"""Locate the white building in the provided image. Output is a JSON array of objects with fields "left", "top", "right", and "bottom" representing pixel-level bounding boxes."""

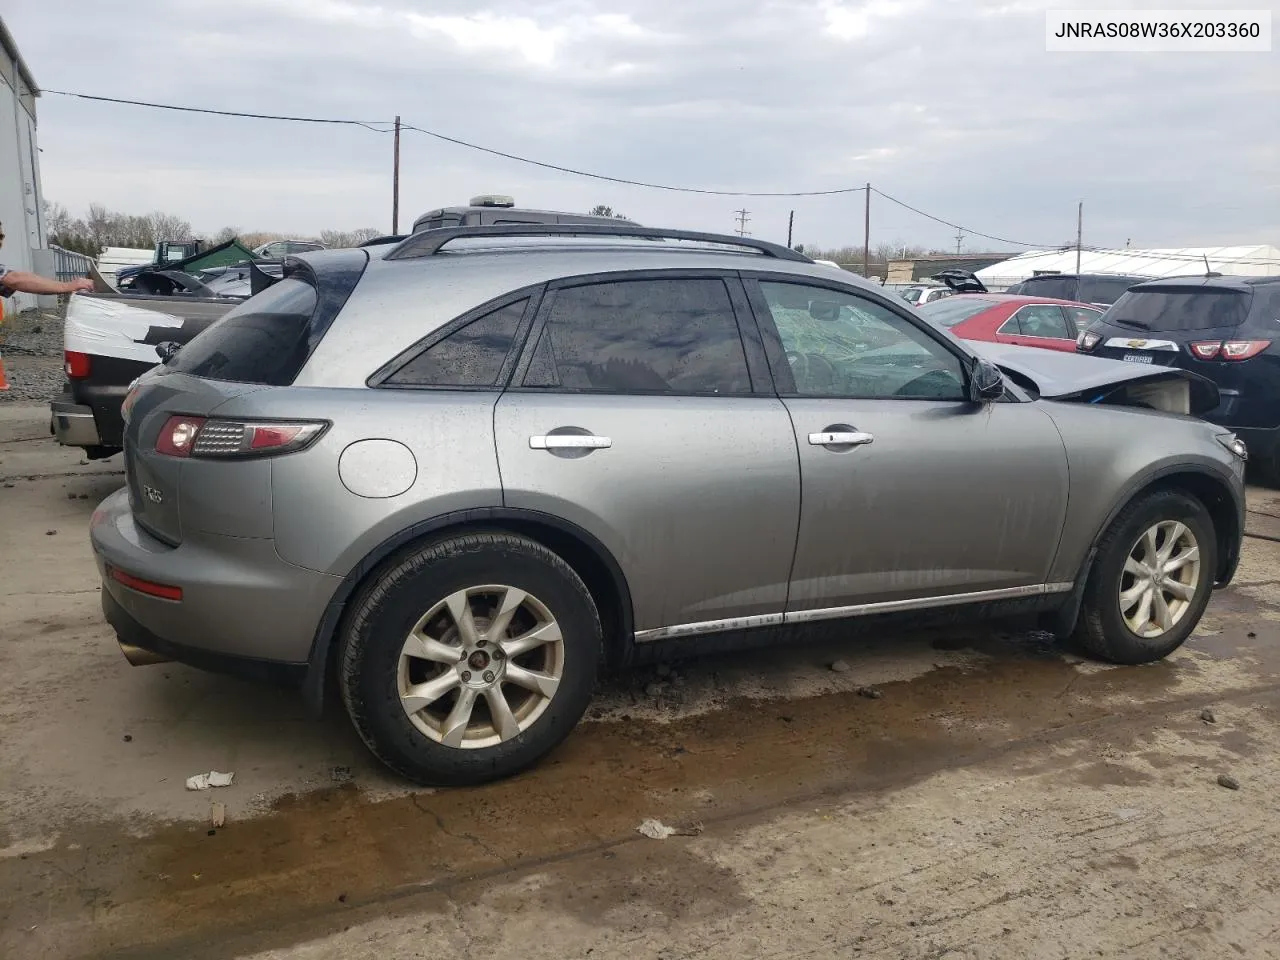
[
  {"left": 0, "top": 16, "right": 47, "bottom": 310},
  {"left": 977, "top": 246, "right": 1280, "bottom": 292}
]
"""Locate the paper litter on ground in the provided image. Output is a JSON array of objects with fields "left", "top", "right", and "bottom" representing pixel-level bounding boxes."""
[{"left": 185, "top": 771, "right": 235, "bottom": 791}]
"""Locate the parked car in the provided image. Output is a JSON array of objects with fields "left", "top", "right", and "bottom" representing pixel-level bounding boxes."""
[
  {"left": 92, "top": 223, "right": 1245, "bottom": 787},
  {"left": 1006, "top": 273, "right": 1152, "bottom": 307},
  {"left": 50, "top": 291, "right": 239, "bottom": 459},
  {"left": 896, "top": 283, "right": 953, "bottom": 307},
  {"left": 920, "top": 294, "right": 1105, "bottom": 353},
  {"left": 253, "top": 240, "right": 326, "bottom": 258},
  {"left": 1078, "top": 275, "right": 1280, "bottom": 481}
]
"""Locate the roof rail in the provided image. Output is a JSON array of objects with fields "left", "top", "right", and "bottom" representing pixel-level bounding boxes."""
[{"left": 384, "top": 223, "right": 813, "bottom": 262}]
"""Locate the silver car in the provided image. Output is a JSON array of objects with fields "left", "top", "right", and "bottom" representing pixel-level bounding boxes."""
[{"left": 91, "top": 224, "right": 1246, "bottom": 786}]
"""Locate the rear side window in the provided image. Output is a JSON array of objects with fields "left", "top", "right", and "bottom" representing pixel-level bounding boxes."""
[
  {"left": 1105, "top": 289, "right": 1252, "bottom": 331},
  {"left": 522, "top": 278, "right": 751, "bottom": 394},
  {"left": 168, "top": 278, "right": 317, "bottom": 385},
  {"left": 385, "top": 299, "right": 526, "bottom": 387}
]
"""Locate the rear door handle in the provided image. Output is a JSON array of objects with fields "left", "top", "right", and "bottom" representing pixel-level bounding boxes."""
[
  {"left": 809, "top": 431, "right": 874, "bottom": 447},
  {"left": 530, "top": 434, "right": 612, "bottom": 450}
]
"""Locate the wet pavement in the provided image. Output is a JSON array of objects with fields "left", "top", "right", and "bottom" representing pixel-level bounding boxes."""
[{"left": 3, "top": 403, "right": 1280, "bottom": 959}]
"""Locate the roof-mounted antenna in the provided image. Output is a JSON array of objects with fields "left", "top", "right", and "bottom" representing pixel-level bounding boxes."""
[{"left": 1203, "top": 253, "right": 1212, "bottom": 276}]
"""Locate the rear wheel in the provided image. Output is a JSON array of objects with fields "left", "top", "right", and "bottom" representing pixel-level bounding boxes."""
[
  {"left": 1074, "top": 489, "right": 1216, "bottom": 664},
  {"left": 338, "top": 532, "right": 602, "bottom": 785}
]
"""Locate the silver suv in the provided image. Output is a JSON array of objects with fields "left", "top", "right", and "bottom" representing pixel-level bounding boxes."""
[{"left": 91, "top": 225, "right": 1246, "bottom": 785}]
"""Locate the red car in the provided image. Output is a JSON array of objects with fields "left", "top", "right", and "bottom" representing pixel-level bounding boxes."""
[{"left": 917, "top": 294, "right": 1106, "bottom": 353}]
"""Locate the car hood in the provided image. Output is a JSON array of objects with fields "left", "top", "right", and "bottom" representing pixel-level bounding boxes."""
[{"left": 967, "top": 340, "right": 1220, "bottom": 415}]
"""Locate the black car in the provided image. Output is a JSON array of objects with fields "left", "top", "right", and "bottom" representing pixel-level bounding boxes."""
[
  {"left": 1078, "top": 276, "right": 1280, "bottom": 480},
  {"left": 1007, "top": 273, "right": 1152, "bottom": 307}
]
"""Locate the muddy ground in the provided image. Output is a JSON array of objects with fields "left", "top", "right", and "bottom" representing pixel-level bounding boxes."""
[{"left": 2, "top": 397, "right": 1280, "bottom": 960}]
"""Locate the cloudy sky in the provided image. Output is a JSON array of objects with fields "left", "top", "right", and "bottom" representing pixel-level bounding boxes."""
[{"left": 7, "top": 0, "right": 1278, "bottom": 253}]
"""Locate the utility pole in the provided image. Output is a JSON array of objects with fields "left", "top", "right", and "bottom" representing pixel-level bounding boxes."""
[
  {"left": 1075, "top": 200, "right": 1083, "bottom": 273},
  {"left": 787, "top": 209, "right": 794, "bottom": 248},
  {"left": 392, "top": 115, "right": 402, "bottom": 235},
  {"left": 954, "top": 228, "right": 965, "bottom": 254},
  {"left": 734, "top": 209, "right": 751, "bottom": 236},
  {"left": 862, "top": 183, "right": 870, "bottom": 278}
]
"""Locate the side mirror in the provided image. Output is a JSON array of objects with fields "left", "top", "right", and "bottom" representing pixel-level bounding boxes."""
[
  {"left": 155, "top": 341, "right": 182, "bottom": 364},
  {"left": 968, "top": 358, "right": 1005, "bottom": 402}
]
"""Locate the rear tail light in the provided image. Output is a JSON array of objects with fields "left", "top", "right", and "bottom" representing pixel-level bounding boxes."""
[
  {"left": 1221, "top": 340, "right": 1271, "bottom": 361},
  {"left": 1077, "top": 331, "right": 1101, "bottom": 352},
  {"left": 155, "top": 415, "right": 327, "bottom": 459},
  {"left": 64, "top": 350, "right": 92, "bottom": 379},
  {"left": 1190, "top": 341, "right": 1222, "bottom": 360},
  {"left": 1187, "top": 340, "right": 1270, "bottom": 362}
]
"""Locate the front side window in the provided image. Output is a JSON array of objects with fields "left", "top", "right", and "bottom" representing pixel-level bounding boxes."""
[
  {"left": 521, "top": 278, "right": 751, "bottom": 394},
  {"left": 386, "top": 299, "right": 526, "bottom": 387},
  {"left": 759, "top": 281, "right": 966, "bottom": 400}
]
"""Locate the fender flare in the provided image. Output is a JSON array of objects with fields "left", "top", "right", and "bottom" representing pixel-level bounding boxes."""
[
  {"left": 1045, "top": 462, "right": 1243, "bottom": 637},
  {"left": 300, "top": 507, "right": 635, "bottom": 714}
]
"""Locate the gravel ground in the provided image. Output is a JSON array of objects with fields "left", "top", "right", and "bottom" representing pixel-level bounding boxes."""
[{"left": 0, "top": 302, "right": 68, "bottom": 403}]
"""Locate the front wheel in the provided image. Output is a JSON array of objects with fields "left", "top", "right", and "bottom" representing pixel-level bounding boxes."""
[
  {"left": 1074, "top": 489, "right": 1216, "bottom": 665},
  {"left": 338, "top": 532, "right": 602, "bottom": 786}
]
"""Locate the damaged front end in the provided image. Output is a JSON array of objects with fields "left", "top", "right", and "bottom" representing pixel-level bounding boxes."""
[{"left": 967, "top": 341, "right": 1220, "bottom": 417}]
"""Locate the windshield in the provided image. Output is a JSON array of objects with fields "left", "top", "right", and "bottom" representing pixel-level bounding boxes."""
[
  {"left": 918, "top": 297, "right": 997, "bottom": 326},
  {"left": 1104, "top": 288, "right": 1252, "bottom": 331}
]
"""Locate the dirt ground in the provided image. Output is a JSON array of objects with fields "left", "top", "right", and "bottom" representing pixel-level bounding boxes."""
[{"left": 3, "top": 398, "right": 1280, "bottom": 960}]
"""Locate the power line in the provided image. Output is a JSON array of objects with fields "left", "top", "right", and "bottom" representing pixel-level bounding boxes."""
[
  {"left": 871, "top": 187, "right": 1056, "bottom": 249},
  {"left": 43, "top": 89, "right": 873, "bottom": 198},
  {"left": 41, "top": 89, "right": 392, "bottom": 132},
  {"left": 395, "top": 123, "right": 868, "bottom": 197}
]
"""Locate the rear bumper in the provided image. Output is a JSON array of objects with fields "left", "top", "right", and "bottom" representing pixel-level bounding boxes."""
[
  {"left": 91, "top": 487, "right": 342, "bottom": 672},
  {"left": 49, "top": 396, "right": 102, "bottom": 447}
]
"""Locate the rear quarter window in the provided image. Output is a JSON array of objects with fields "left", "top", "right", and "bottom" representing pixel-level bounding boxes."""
[{"left": 167, "top": 278, "right": 318, "bottom": 385}]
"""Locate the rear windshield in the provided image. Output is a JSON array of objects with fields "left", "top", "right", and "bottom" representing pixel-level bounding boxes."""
[
  {"left": 1104, "top": 288, "right": 1252, "bottom": 331},
  {"left": 917, "top": 296, "right": 996, "bottom": 326},
  {"left": 167, "top": 278, "right": 318, "bottom": 385}
]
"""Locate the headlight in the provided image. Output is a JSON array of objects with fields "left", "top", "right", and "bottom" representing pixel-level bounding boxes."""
[
  {"left": 1216, "top": 433, "right": 1248, "bottom": 460},
  {"left": 1077, "top": 331, "right": 1102, "bottom": 352}
]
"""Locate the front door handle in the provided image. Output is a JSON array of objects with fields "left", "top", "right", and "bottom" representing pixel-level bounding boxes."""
[
  {"left": 809, "top": 430, "right": 874, "bottom": 447},
  {"left": 530, "top": 434, "right": 612, "bottom": 450}
]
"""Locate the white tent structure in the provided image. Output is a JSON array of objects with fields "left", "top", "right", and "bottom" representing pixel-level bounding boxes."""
[{"left": 976, "top": 245, "right": 1280, "bottom": 291}]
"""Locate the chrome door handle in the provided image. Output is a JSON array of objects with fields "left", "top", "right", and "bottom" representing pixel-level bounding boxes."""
[
  {"left": 809, "top": 431, "right": 874, "bottom": 447},
  {"left": 530, "top": 434, "right": 612, "bottom": 450}
]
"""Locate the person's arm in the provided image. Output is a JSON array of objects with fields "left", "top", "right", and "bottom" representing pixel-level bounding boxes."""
[{"left": 0, "top": 271, "right": 94, "bottom": 295}]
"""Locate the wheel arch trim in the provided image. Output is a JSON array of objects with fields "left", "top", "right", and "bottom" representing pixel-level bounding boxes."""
[
  {"left": 1047, "top": 462, "right": 1243, "bottom": 637},
  {"left": 301, "top": 507, "right": 635, "bottom": 714}
]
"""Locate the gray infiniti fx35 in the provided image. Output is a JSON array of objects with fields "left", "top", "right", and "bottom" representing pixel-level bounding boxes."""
[{"left": 90, "top": 224, "right": 1246, "bottom": 785}]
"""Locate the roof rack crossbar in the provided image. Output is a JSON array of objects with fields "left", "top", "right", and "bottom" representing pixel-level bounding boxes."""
[{"left": 384, "top": 224, "right": 812, "bottom": 262}]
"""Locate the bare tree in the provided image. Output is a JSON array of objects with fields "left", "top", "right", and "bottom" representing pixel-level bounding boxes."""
[
  {"left": 212, "top": 226, "right": 241, "bottom": 244},
  {"left": 588, "top": 204, "right": 628, "bottom": 219},
  {"left": 319, "top": 227, "right": 382, "bottom": 248}
]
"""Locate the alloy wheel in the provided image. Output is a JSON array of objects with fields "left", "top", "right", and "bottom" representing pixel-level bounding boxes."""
[
  {"left": 1118, "top": 520, "right": 1201, "bottom": 639},
  {"left": 397, "top": 585, "right": 564, "bottom": 749}
]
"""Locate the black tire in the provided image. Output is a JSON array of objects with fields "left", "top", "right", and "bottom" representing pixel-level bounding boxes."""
[
  {"left": 1074, "top": 489, "right": 1217, "bottom": 665},
  {"left": 338, "top": 531, "right": 602, "bottom": 786}
]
